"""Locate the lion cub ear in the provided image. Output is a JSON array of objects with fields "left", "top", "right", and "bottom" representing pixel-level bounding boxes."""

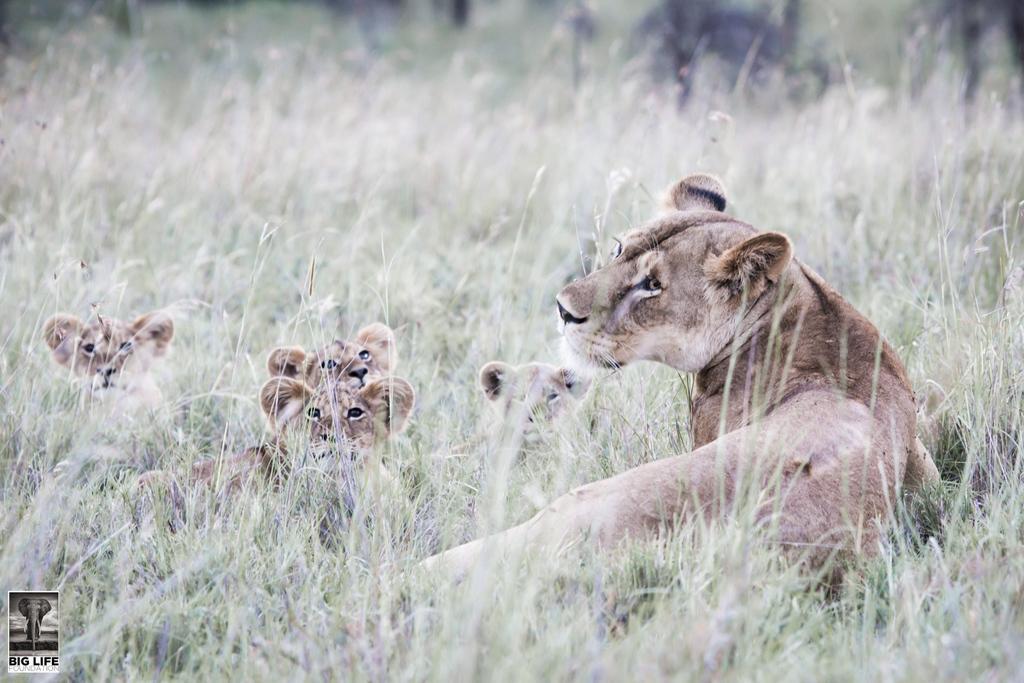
[
  {"left": 479, "top": 361, "right": 516, "bottom": 401},
  {"left": 661, "top": 173, "right": 727, "bottom": 213},
  {"left": 355, "top": 323, "right": 397, "bottom": 372},
  {"left": 704, "top": 232, "right": 792, "bottom": 301},
  {"left": 267, "top": 346, "right": 308, "bottom": 379},
  {"left": 360, "top": 376, "right": 415, "bottom": 436},
  {"left": 43, "top": 313, "right": 85, "bottom": 366},
  {"left": 260, "top": 377, "right": 314, "bottom": 431},
  {"left": 130, "top": 311, "right": 175, "bottom": 356}
]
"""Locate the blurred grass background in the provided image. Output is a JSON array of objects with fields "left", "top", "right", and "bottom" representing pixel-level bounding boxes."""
[{"left": 1, "top": 0, "right": 1023, "bottom": 680}]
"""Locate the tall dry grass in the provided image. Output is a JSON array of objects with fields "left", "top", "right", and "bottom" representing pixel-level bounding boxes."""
[{"left": 1, "top": 2, "right": 1023, "bottom": 680}]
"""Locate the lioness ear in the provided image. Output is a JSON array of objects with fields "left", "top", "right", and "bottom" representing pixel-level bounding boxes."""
[
  {"left": 704, "top": 232, "right": 792, "bottom": 301},
  {"left": 260, "top": 377, "right": 314, "bottom": 430},
  {"left": 355, "top": 323, "right": 397, "bottom": 372},
  {"left": 43, "top": 313, "right": 84, "bottom": 366},
  {"left": 130, "top": 311, "right": 175, "bottom": 356},
  {"left": 661, "top": 173, "right": 727, "bottom": 213},
  {"left": 560, "top": 368, "right": 592, "bottom": 399},
  {"left": 479, "top": 361, "right": 516, "bottom": 401},
  {"left": 267, "top": 346, "right": 308, "bottom": 379},
  {"left": 360, "top": 376, "right": 416, "bottom": 436}
]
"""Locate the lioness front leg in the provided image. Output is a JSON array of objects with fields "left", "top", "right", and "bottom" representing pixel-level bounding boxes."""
[
  {"left": 421, "top": 397, "right": 891, "bottom": 580},
  {"left": 421, "top": 435, "right": 741, "bottom": 580}
]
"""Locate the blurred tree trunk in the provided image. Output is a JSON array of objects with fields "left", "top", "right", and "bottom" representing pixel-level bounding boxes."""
[
  {"left": 957, "top": 0, "right": 984, "bottom": 99},
  {"left": 566, "top": 3, "right": 596, "bottom": 91},
  {"left": 662, "top": 0, "right": 711, "bottom": 105},
  {"left": 0, "top": 0, "right": 9, "bottom": 46},
  {"left": 112, "top": 0, "right": 141, "bottom": 37},
  {"left": 453, "top": 0, "right": 469, "bottom": 27},
  {"left": 780, "top": 0, "right": 800, "bottom": 54},
  {"left": 1010, "top": 0, "right": 1024, "bottom": 94}
]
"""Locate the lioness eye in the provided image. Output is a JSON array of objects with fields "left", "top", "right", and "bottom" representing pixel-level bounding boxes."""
[
  {"left": 640, "top": 276, "right": 662, "bottom": 291},
  {"left": 347, "top": 407, "right": 364, "bottom": 419},
  {"left": 358, "top": 350, "right": 370, "bottom": 361},
  {"left": 547, "top": 392, "right": 560, "bottom": 402},
  {"left": 119, "top": 341, "right": 132, "bottom": 353},
  {"left": 308, "top": 407, "right": 321, "bottom": 419},
  {"left": 611, "top": 238, "right": 623, "bottom": 259},
  {"left": 82, "top": 343, "right": 95, "bottom": 354}
]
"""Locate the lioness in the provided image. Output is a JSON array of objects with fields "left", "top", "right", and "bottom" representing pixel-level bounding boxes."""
[
  {"left": 43, "top": 310, "right": 175, "bottom": 411},
  {"left": 422, "top": 173, "right": 939, "bottom": 578},
  {"left": 479, "top": 361, "right": 591, "bottom": 437},
  {"left": 266, "top": 323, "right": 397, "bottom": 389}
]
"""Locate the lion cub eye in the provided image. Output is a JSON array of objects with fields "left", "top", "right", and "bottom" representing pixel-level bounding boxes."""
[
  {"left": 546, "top": 392, "right": 560, "bottom": 403},
  {"left": 307, "top": 407, "right": 321, "bottom": 420},
  {"left": 82, "top": 343, "right": 95, "bottom": 354},
  {"left": 119, "top": 341, "right": 133, "bottom": 353},
  {"left": 358, "top": 350, "right": 371, "bottom": 361},
  {"left": 346, "top": 407, "right": 365, "bottom": 419},
  {"left": 321, "top": 359, "right": 337, "bottom": 370}
]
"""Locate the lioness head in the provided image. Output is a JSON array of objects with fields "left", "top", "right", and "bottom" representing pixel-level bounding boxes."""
[
  {"left": 43, "top": 311, "right": 174, "bottom": 397},
  {"left": 556, "top": 174, "right": 792, "bottom": 373},
  {"left": 259, "top": 375, "right": 415, "bottom": 457},
  {"left": 266, "top": 323, "right": 396, "bottom": 389},
  {"left": 478, "top": 361, "right": 591, "bottom": 428}
]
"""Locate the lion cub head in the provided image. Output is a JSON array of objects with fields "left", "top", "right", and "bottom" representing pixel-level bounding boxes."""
[
  {"left": 556, "top": 173, "right": 793, "bottom": 374},
  {"left": 266, "top": 323, "right": 396, "bottom": 389},
  {"left": 259, "top": 375, "right": 415, "bottom": 458},
  {"left": 478, "top": 361, "right": 591, "bottom": 434},
  {"left": 43, "top": 311, "right": 174, "bottom": 407}
]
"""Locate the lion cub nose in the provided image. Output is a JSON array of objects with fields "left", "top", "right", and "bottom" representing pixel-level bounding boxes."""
[
  {"left": 99, "top": 367, "right": 116, "bottom": 377},
  {"left": 349, "top": 367, "right": 368, "bottom": 382},
  {"left": 556, "top": 299, "right": 587, "bottom": 325}
]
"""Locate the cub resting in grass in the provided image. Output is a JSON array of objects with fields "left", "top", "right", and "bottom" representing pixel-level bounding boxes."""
[
  {"left": 140, "top": 374, "right": 416, "bottom": 495},
  {"left": 43, "top": 310, "right": 175, "bottom": 412},
  {"left": 422, "top": 173, "right": 939, "bottom": 579},
  {"left": 266, "top": 323, "right": 397, "bottom": 389},
  {"left": 478, "top": 361, "right": 591, "bottom": 440}
]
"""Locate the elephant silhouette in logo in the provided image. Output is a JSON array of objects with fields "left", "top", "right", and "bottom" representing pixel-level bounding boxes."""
[{"left": 17, "top": 598, "right": 51, "bottom": 647}]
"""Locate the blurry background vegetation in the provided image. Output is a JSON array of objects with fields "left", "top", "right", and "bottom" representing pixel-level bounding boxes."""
[
  {"left": 2, "top": 0, "right": 1022, "bottom": 103},
  {"left": 1, "top": 0, "right": 1023, "bottom": 680}
]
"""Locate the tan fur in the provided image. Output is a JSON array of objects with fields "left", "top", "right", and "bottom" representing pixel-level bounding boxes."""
[
  {"left": 479, "top": 361, "right": 591, "bottom": 438},
  {"left": 266, "top": 323, "right": 397, "bottom": 389},
  {"left": 42, "top": 310, "right": 174, "bottom": 411},
  {"left": 704, "top": 232, "right": 792, "bottom": 301},
  {"left": 423, "top": 175, "right": 939, "bottom": 579},
  {"left": 661, "top": 172, "right": 727, "bottom": 213},
  {"left": 139, "top": 375, "right": 415, "bottom": 500},
  {"left": 227, "top": 374, "right": 414, "bottom": 484}
]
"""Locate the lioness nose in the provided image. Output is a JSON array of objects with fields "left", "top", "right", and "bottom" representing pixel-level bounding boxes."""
[
  {"left": 99, "top": 367, "right": 116, "bottom": 377},
  {"left": 557, "top": 299, "right": 587, "bottom": 325}
]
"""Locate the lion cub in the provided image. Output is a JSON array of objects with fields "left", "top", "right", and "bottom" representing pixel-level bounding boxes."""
[
  {"left": 265, "top": 323, "right": 396, "bottom": 389},
  {"left": 259, "top": 374, "right": 415, "bottom": 462},
  {"left": 43, "top": 310, "right": 174, "bottom": 411},
  {"left": 140, "top": 323, "right": 406, "bottom": 492},
  {"left": 478, "top": 361, "right": 591, "bottom": 439},
  {"left": 140, "top": 374, "right": 415, "bottom": 502}
]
